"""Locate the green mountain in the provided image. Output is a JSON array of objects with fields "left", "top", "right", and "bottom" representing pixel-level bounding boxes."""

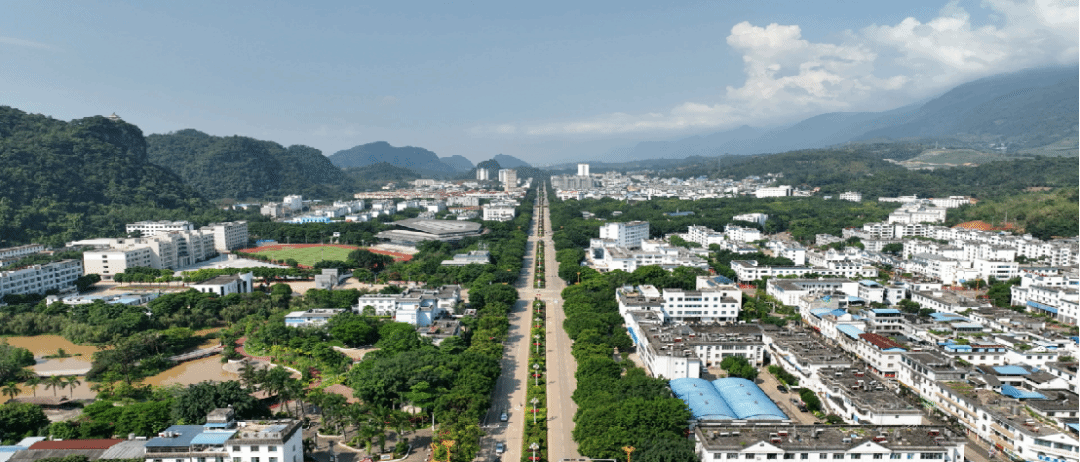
[
  {"left": 857, "top": 66, "right": 1079, "bottom": 149},
  {"left": 343, "top": 162, "right": 422, "bottom": 191},
  {"left": 328, "top": 141, "right": 457, "bottom": 175},
  {"left": 146, "top": 129, "right": 353, "bottom": 200},
  {"left": 0, "top": 107, "right": 213, "bottom": 246}
]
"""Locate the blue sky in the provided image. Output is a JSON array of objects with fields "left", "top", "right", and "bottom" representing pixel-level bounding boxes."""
[{"left": 1, "top": 0, "right": 1076, "bottom": 165}]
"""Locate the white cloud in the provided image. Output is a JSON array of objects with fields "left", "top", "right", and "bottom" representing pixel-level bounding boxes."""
[
  {"left": 0, "top": 36, "right": 58, "bottom": 50},
  {"left": 476, "top": 0, "right": 1078, "bottom": 137}
]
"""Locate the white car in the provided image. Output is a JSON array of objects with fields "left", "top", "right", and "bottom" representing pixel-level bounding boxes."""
[{"left": 495, "top": 442, "right": 505, "bottom": 454}]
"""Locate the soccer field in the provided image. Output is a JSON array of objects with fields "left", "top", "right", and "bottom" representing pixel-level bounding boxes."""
[{"left": 251, "top": 245, "right": 357, "bottom": 267}]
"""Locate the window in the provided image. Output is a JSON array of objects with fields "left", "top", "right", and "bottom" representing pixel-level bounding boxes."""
[
  {"left": 890, "top": 455, "right": 901, "bottom": 460},
  {"left": 234, "top": 447, "right": 241, "bottom": 452},
  {"left": 820, "top": 455, "right": 828, "bottom": 459},
  {"left": 251, "top": 447, "right": 259, "bottom": 452},
  {"left": 252, "top": 458, "right": 260, "bottom": 462},
  {"left": 802, "top": 455, "right": 809, "bottom": 460},
  {"left": 834, "top": 455, "right": 844, "bottom": 460},
  {"left": 233, "top": 458, "right": 240, "bottom": 462},
  {"left": 851, "top": 455, "right": 861, "bottom": 460},
  {"left": 784, "top": 454, "right": 795, "bottom": 460},
  {"left": 268, "top": 447, "right": 277, "bottom": 452},
  {"left": 199, "top": 458, "right": 207, "bottom": 462},
  {"left": 747, "top": 455, "right": 756, "bottom": 459},
  {"left": 270, "top": 458, "right": 278, "bottom": 462},
  {"left": 767, "top": 455, "right": 777, "bottom": 460},
  {"left": 919, "top": 454, "right": 943, "bottom": 460},
  {"left": 873, "top": 455, "right": 883, "bottom": 460},
  {"left": 728, "top": 454, "right": 739, "bottom": 459}
]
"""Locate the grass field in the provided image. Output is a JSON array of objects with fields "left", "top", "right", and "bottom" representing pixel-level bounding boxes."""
[{"left": 251, "top": 245, "right": 356, "bottom": 267}]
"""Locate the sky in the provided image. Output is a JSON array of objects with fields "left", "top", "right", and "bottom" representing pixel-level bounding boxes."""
[{"left": 1, "top": 0, "right": 1076, "bottom": 165}]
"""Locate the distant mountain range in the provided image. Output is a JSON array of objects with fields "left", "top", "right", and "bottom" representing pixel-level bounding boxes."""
[
  {"left": 602, "top": 66, "right": 1078, "bottom": 162},
  {"left": 327, "top": 141, "right": 532, "bottom": 176}
]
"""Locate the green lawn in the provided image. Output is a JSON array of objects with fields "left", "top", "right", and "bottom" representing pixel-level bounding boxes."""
[{"left": 252, "top": 246, "right": 356, "bottom": 267}]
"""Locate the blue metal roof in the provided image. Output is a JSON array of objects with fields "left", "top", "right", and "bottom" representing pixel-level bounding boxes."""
[
  {"left": 190, "top": 431, "right": 236, "bottom": 445},
  {"left": 144, "top": 425, "right": 204, "bottom": 448},
  {"left": 1027, "top": 301, "right": 1058, "bottom": 314},
  {"left": 837, "top": 324, "right": 864, "bottom": 339},
  {"left": 992, "top": 365, "right": 1030, "bottom": 376},
  {"left": 669, "top": 378, "right": 736, "bottom": 420},
  {"left": 930, "top": 312, "right": 966, "bottom": 321},
  {"left": 1067, "top": 423, "right": 1079, "bottom": 432},
  {"left": 810, "top": 308, "right": 845, "bottom": 318},
  {"left": 859, "top": 280, "right": 882, "bottom": 287},
  {"left": 711, "top": 378, "right": 788, "bottom": 420},
  {"left": 1000, "top": 385, "right": 1046, "bottom": 400},
  {"left": 871, "top": 309, "right": 901, "bottom": 314}
]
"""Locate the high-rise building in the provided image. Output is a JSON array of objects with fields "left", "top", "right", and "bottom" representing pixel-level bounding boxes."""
[
  {"left": 577, "top": 163, "right": 590, "bottom": 177},
  {"left": 599, "top": 221, "right": 650, "bottom": 248}
]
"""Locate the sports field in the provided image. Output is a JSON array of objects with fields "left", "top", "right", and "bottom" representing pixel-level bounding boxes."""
[{"left": 247, "top": 244, "right": 357, "bottom": 267}]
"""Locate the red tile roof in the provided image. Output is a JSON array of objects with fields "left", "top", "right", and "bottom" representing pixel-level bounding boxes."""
[
  {"left": 859, "top": 332, "right": 903, "bottom": 350},
  {"left": 30, "top": 439, "right": 124, "bottom": 450}
]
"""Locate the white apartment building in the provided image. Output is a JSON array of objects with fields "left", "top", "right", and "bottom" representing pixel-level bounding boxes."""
[
  {"left": 724, "top": 224, "right": 762, "bottom": 243},
  {"left": 476, "top": 168, "right": 490, "bottom": 180},
  {"left": 839, "top": 191, "right": 862, "bottom": 202},
  {"left": 482, "top": 203, "right": 517, "bottom": 222},
  {"left": 732, "top": 213, "right": 768, "bottom": 226},
  {"left": 599, "top": 221, "right": 649, "bottom": 248},
  {"left": 498, "top": 169, "right": 517, "bottom": 189},
  {"left": 1010, "top": 273, "right": 1080, "bottom": 324},
  {"left": 125, "top": 220, "right": 194, "bottom": 237},
  {"left": 144, "top": 408, "right": 303, "bottom": 462},
  {"left": 0, "top": 260, "right": 83, "bottom": 297},
  {"left": 285, "top": 308, "right": 346, "bottom": 328},
  {"left": 694, "top": 424, "right": 967, "bottom": 462},
  {"left": 768, "top": 278, "right": 859, "bottom": 306},
  {"left": 686, "top": 225, "right": 726, "bottom": 247},
  {"left": 754, "top": 185, "right": 792, "bottom": 198},
  {"left": 888, "top": 205, "right": 947, "bottom": 224},
  {"left": 283, "top": 194, "right": 303, "bottom": 211},
  {"left": 0, "top": 244, "right": 45, "bottom": 261},
  {"left": 356, "top": 285, "right": 461, "bottom": 326},
  {"left": 732, "top": 260, "right": 877, "bottom": 283},
  {"left": 83, "top": 245, "right": 154, "bottom": 278},
  {"left": 616, "top": 280, "right": 742, "bottom": 324},
  {"left": 206, "top": 221, "right": 248, "bottom": 252},
  {"left": 589, "top": 242, "right": 709, "bottom": 273},
  {"left": 577, "top": 163, "right": 590, "bottom": 176}
]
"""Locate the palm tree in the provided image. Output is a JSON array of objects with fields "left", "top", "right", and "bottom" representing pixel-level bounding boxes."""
[
  {"left": 44, "top": 375, "right": 64, "bottom": 397},
  {"left": 65, "top": 376, "right": 82, "bottom": 399},
  {"left": 24, "top": 374, "right": 41, "bottom": 397},
  {"left": 1, "top": 382, "right": 21, "bottom": 402}
]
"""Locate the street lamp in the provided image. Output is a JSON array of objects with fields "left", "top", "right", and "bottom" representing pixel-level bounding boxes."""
[
  {"left": 534, "top": 334, "right": 541, "bottom": 355},
  {"left": 530, "top": 397, "right": 540, "bottom": 424},
  {"left": 623, "top": 446, "right": 636, "bottom": 462},
  {"left": 533, "top": 363, "right": 541, "bottom": 387},
  {"left": 529, "top": 442, "right": 540, "bottom": 462}
]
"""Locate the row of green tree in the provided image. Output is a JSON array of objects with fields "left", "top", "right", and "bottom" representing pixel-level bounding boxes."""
[{"left": 549, "top": 187, "right": 698, "bottom": 462}]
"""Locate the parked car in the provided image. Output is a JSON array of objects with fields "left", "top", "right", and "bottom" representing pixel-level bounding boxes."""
[
  {"left": 499, "top": 411, "right": 509, "bottom": 422},
  {"left": 495, "top": 442, "right": 505, "bottom": 454},
  {"left": 777, "top": 385, "right": 789, "bottom": 393}
]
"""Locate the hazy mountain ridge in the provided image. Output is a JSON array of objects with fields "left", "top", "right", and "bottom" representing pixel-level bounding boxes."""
[
  {"left": 328, "top": 141, "right": 460, "bottom": 174},
  {"left": 606, "top": 66, "right": 1078, "bottom": 161}
]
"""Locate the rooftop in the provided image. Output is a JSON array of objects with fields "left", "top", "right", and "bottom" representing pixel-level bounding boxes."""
[{"left": 695, "top": 425, "right": 964, "bottom": 451}]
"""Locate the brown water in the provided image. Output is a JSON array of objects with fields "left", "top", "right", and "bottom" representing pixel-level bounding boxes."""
[
  {"left": 3, "top": 335, "right": 100, "bottom": 357},
  {"left": 142, "top": 355, "right": 239, "bottom": 387}
]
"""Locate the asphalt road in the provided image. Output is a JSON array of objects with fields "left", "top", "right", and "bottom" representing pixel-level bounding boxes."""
[{"left": 536, "top": 192, "right": 582, "bottom": 461}]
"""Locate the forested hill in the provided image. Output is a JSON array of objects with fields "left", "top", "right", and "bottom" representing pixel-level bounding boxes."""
[
  {"left": 328, "top": 141, "right": 459, "bottom": 175},
  {"left": 0, "top": 107, "right": 213, "bottom": 246},
  {"left": 146, "top": 129, "right": 353, "bottom": 200}
]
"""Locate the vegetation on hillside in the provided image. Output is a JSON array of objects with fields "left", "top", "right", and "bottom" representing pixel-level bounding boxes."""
[
  {"left": 147, "top": 129, "right": 354, "bottom": 200},
  {"left": 0, "top": 107, "right": 226, "bottom": 246},
  {"left": 945, "top": 188, "right": 1079, "bottom": 239}
]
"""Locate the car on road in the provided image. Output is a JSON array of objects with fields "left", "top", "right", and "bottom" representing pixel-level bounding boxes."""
[
  {"left": 777, "top": 385, "right": 789, "bottom": 393},
  {"left": 790, "top": 398, "right": 800, "bottom": 405},
  {"left": 499, "top": 411, "right": 509, "bottom": 422},
  {"left": 495, "top": 442, "right": 505, "bottom": 454}
]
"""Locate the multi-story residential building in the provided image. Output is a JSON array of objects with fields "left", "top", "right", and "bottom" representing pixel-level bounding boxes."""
[
  {"left": 204, "top": 221, "right": 248, "bottom": 252},
  {"left": 765, "top": 329, "right": 853, "bottom": 381},
  {"left": 909, "top": 289, "right": 990, "bottom": 315},
  {"left": 144, "top": 408, "right": 303, "bottom": 462},
  {"left": 498, "top": 169, "right": 517, "bottom": 190},
  {"left": 725, "top": 224, "right": 763, "bottom": 243},
  {"left": 615, "top": 283, "right": 742, "bottom": 324},
  {"left": 693, "top": 424, "right": 967, "bottom": 462},
  {"left": 599, "top": 221, "right": 649, "bottom": 248},
  {"left": 769, "top": 278, "right": 859, "bottom": 306},
  {"left": 1011, "top": 280, "right": 1079, "bottom": 325},
  {"left": 686, "top": 225, "right": 726, "bottom": 247},
  {"left": 857, "top": 281, "right": 906, "bottom": 306},
  {"left": 735, "top": 260, "right": 877, "bottom": 284},
  {"left": 838, "top": 191, "right": 862, "bottom": 202},
  {"left": 862, "top": 308, "right": 906, "bottom": 334},
  {"left": 482, "top": 203, "right": 517, "bottom": 222},
  {"left": 733, "top": 213, "right": 768, "bottom": 226},
  {"left": 815, "top": 366, "right": 924, "bottom": 425},
  {"left": 0, "top": 244, "right": 46, "bottom": 261},
  {"left": 625, "top": 311, "right": 765, "bottom": 378},
  {"left": 125, "top": 220, "right": 195, "bottom": 237},
  {"left": 283, "top": 194, "right": 303, "bottom": 211},
  {"left": 356, "top": 285, "right": 461, "bottom": 326},
  {"left": 0, "top": 260, "right": 83, "bottom": 297},
  {"left": 754, "top": 185, "right": 793, "bottom": 198},
  {"left": 888, "top": 205, "right": 947, "bottom": 224},
  {"left": 589, "top": 243, "right": 710, "bottom": 273}
]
